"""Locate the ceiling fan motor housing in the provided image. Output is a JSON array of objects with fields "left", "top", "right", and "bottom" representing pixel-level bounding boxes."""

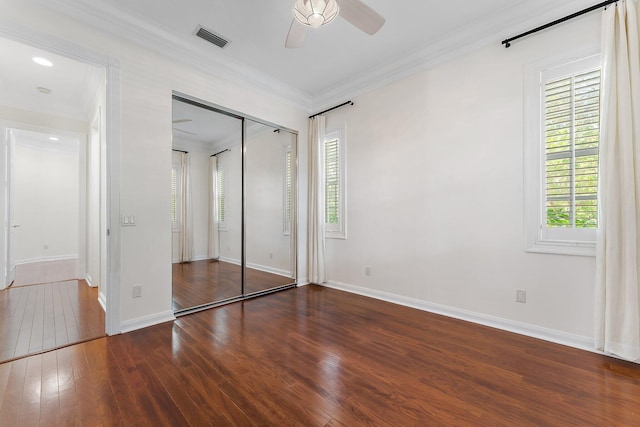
[{"left": 293, "top": 0, "right": 339, "bottom": 28}]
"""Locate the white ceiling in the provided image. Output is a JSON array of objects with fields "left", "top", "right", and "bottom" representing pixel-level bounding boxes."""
[
  {"left": 0, "top": 36, "right": 104, "bottom": 121},
  {"left": 41, "top": 0, "right": 593, "bottom": 111},
  {"left": 172, "top": 99, "right": 243, "bottom": 148}
]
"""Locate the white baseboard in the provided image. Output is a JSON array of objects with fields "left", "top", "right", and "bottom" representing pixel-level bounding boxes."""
[
  {"left": 98, "top": 292, "right": 106, "bottom": 312},
  {"left": 218, "top": 256, "right": 291, "bottom": 278},
  {"left": 323, "top": 280, "right": 599, "bottom": 354},
  {"left": 85, "top": 273, "right": 98, "bottom": 288},
  {"left": 120, "top": 310, "right": 175, "bottom": 334},
  {"left": 219, "top": 256, "right": 240, "bottom": 266},
  {"left": 13, "top": 256, "right": 79, "bottom": 286},
  {"left": 246, "top": 261, "right": 290, "bottom": 277}
]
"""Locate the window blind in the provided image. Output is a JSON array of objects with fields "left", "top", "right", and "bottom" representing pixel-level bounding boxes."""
[
  {"left": 544, "top": 69, "right": 600, "bottom": 229},
  {"left": 285, "top": 149, "right": 292, "bottom": 229},
  {"left": 171, "top": 167, "right": 177, "bottom": 224},
  {"left": 325, "top": 138, "right": 339, "bottom": 225},
  {"left": 217, "top": 169, "right": 226, "bottom": 223}
]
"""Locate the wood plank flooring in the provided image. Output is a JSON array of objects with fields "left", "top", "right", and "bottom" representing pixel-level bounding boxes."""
[
  {"left": 0, "top": 280, "right": 104, "bottom": 363},
  {"left": 172, "top": 259, "right": 294, "bottom": 311},
  {"left": 1, "top": 284, "right": 640, "bottom": 426}
]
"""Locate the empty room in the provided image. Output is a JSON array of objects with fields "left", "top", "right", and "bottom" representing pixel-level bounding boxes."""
[{"left": 1, "top": 0, "right": 639, "bottom": 425}]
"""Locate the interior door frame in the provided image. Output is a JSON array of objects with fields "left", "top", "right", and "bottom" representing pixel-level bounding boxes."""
[
  {"left": 0, "top": 28, "right": 122, "bottom": 335},
  {"left": 3, "top": 125, "right": 86, "bottom": 289}
]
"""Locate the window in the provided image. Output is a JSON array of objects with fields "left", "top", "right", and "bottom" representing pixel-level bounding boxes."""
[
  {"left": 217, "top": 168, "right": 226, "bottom": 230},
  {"left": 171, "top": 166, "right": 178, "bottom": 225},
  {"left": 283, "top": 146, "right": 293, "bottom": 234},
  {"left": 171, "top": 159, "right": 181, "bottom": 231},
  {"left": 324, "top": 128, "right": 346, "bottom": 239},
  {"left": 524, "top": 53, "right": 600, "bottom": 256}
]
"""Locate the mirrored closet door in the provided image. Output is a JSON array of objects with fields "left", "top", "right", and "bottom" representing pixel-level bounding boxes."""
[
  {"left": 244, "top": 119, "right": 297, "bottom": 296},
  {"left": 171, "top": 95, "right": 297, "bottom": 314}
]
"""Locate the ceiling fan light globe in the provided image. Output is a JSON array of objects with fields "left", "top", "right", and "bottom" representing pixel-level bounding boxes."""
[
  {"left": 293, "top": 0, "right": 339, "bottom": 27},
  {"left": 308, "top": 13, "right": 324, "bottom": 27}
]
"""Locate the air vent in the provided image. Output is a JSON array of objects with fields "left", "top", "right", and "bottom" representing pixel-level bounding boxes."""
[{"left": 195, "top": 26, "right": 229, "bottom": 49}]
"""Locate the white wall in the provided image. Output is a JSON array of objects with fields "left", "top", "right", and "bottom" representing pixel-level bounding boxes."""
[
  {"left": 0, "top": 107, "right": 88, "bottom": 289},
  {"left": 1, "top": 0, "right": 309, "bottom": 328},
  {"left": 324, "top": 13, "right": 600, "bottom": 339},
  {"left": 217, "top": 144, "right": 243, "bottom": 263},
  {"left": 245, "top": 126, "right": 294, "bottom": 274},
  {"left": 13, "top": 133, "right": 79, "bottom": 262}
]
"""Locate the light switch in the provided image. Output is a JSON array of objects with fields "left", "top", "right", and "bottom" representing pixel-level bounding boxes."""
[{"left": 121, "top": 214, "right": 137, "bottom": 226}]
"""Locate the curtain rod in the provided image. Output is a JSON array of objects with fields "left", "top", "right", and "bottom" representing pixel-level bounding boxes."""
[
  {"left": 309, "top": 100, "right": 354, "bottom": 119},
  {"left": 172, "top": 149, "right": 188, "bottom": 153},
  {"left": 502, "top": 0, "right": 617, "bottom": 48},
  {"left": 210, "top": 149, "right": 230, "bottom": 157}
]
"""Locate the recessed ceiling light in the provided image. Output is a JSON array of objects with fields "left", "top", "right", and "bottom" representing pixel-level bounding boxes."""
[
  {"left": 33, "top": 57, "right": 53, "bottom": 67},
  {"left": 49, "top": 137, "right": 59, "bottom": 141},
  {"left": 36, "top": 87, "right": 52, "bottom": 94}
]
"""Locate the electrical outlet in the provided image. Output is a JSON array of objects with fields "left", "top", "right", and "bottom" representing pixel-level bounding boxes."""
[
  {"left": 132, "top": 285, "right": 142, "bottom": 298},
  {"left": 365, "top": 266, "right": 371, "bottom": 276},
  {"left": 269, "top": 252, "right": 273, "bottom": 259},
  {"left": 516, "top": 289, "right": 526, "bottom": 303}
]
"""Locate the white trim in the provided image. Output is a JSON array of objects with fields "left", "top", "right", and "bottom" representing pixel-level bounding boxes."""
[
  {"left": 0, "top": 18, "right": 121, "bottom": 336},
  {"left": 323, "top": 280, "right": 602, "bottom": 354},
  {"left": 311, "top": 1, "right": 595, "bottom": 110},
  {"left": 40, "top": 0, "right": 311, "bottom": 112},
  {"left": 324, "top": 126, "right": 347, "bottom": 240},
  {"left": 98, "top": 291, "right": 106, "bottom": 312},
  {"left": 120, "top": 310, "right": 175, "bottom": 334},
  {"left": 13, "top": 254, "right": 78, "bottom": 265},
  {"left": 247, "top": 262, "right": 291, "bottom": 278},
  {"left": 523, "top": 47, "right": 600, "bottom": 257},
  {"left": 218, "top": 256, "right": 291, "bottom": 278},
  {"left": 39, "top": 0, "right": 591, "bottom": 113},
  {"left": 85, "top": 272, "right": 97, "bottom": 287},
  {"left": 218, "top": 256, "right": 240, "bottom": 266}
]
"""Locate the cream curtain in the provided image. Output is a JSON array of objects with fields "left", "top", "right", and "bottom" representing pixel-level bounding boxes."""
[
  {"left": 595, "top": 0, "right": 640, "bottom": 362},
  {"left": 179, "top": 152, "right": 193, "bottom": 262},
  {"left": 307, "top": 115, "right": 327, "bottom": 284},
  {"left": 208, "top": 156, "right": 220, "bottom": 259}
]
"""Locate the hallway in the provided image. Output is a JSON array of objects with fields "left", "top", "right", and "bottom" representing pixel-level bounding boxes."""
[{"left": 0, "top": 280, "right": 104, "bottom": 363}]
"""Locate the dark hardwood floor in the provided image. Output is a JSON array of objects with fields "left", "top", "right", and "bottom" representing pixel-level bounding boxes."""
[
  {"left": 172, "top": 259, "right": 294, "bottom": 311},
  {"left": 1, "top": 284, "right": 639, "bottom": 426},
  {"left": 0, "top": 280, "right": 105, "bottom": 363}
]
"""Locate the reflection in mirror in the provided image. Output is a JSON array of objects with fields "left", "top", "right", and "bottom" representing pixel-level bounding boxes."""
[
  {"left": 245, "top": 120, "right": 297, "bottom": 295},
  {"left": 171, "top": 98, "right": 242, "bottom": 311}
]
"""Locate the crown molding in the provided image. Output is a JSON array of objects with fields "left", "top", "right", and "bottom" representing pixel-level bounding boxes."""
[
  {"left": 34, "top": 0, "right": 595, "bottom": 116},
  {"left": 39, "top": 0, "right": 313, "bottom": 112},
  {"left": 311, "top": 0, "right": 595, "bottom": 111}
]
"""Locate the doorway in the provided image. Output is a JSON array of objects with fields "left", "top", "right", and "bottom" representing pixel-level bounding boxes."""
[{"left": 0, "top": 35, "right": 112, "bottom": 361}]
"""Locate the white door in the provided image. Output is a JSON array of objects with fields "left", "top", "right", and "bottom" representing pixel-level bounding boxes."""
[{"left": 6, "top": 129, "right": 17, "bottom": 287}]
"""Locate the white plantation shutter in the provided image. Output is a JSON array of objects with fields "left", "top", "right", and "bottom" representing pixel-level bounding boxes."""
[
  {"left": 217, "top": 168, "right": 226, "bottom": 226},
  {"left": 284, "top": 148, "right": 292, "bottom": 232},
  {"left": 544, "top": 68, "right": 600, "bottom": 231},
  {"left": 171, "top": 166, "right": 178, "bottom": 225},
  {"left": 324, "top": 137, "right": 339, "bottom": 227}
]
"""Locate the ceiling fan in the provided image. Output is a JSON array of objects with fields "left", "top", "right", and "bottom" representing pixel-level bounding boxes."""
[{"left": 286, "top": 0, "right": 385, "bottom": 48}]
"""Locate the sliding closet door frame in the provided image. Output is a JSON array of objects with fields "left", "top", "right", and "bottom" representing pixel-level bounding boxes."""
[{"left": 172, "top": 91, "right": 298, "bottom": 316}]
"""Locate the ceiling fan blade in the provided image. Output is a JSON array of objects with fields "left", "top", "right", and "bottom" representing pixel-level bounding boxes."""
[
  {"left": 337, "top": 0, "right": 385, "bottom": 35},
  {"left": 172, "top": 119, "right": 192, "bottom": 124},
  {"left": 173, "top": 128, "right": 197, "bottom": 136},
  {"left": 285, "top": 18, "right": 308, "bottom": 48}
]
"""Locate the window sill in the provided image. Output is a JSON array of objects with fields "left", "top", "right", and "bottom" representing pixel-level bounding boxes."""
[
  {"left": 326, "top": 232, "right": 346, "bottom": 240},
  {"left": 526, "top": 240, "right": 595, "bottom": 257}
]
